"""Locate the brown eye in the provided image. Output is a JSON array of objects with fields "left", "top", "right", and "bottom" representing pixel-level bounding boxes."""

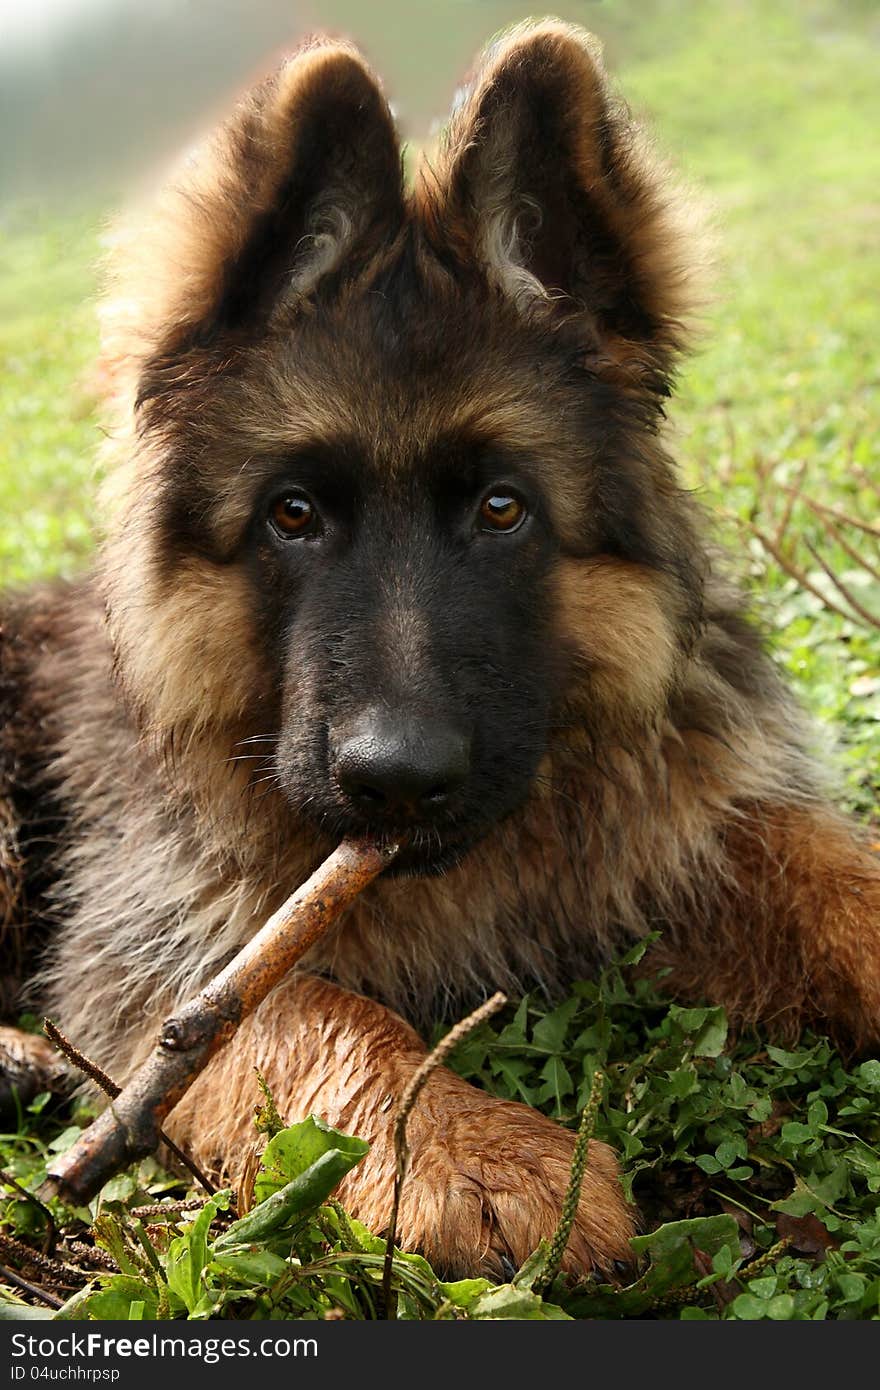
[
  {"left": 270, "top": 492, "right": 316, "bottom": 538},
  {"left": 478, "top": 491, "right": 527, "bottom": 533}
]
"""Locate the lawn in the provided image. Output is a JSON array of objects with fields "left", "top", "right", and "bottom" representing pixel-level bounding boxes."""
[{"left": 1, "top": 0, "right": 878, "bottom": 1320}]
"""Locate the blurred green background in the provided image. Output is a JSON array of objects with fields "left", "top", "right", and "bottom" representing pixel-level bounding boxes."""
[{"left": 1, "top": 0, "right": 878, "bottom": 812}]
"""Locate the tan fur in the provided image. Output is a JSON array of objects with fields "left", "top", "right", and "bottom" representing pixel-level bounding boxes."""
[
  {"left": 169, "top": 975, "right": 634, "bottom": 1277},
  {"left": 106, "top": 550, "right": 267, "bottom": 738},
  {"left": 556, "top": 557, "right": 683, "bottom": 732},
  {"left": 647, "top": 804, "right": 880, "bottom": 1049}
]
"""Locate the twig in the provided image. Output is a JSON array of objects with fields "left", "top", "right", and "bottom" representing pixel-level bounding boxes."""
[
  {"left": 43, "top": 1019, "right": 117, "bottom": 1098},
  {"left": 743, "top": 521, "right": 864, "bottom": 626},
  {"left": 772, "top": 460, "right": 808, "bottom": 548},
  {"left": 381, "top": 991, "right": 507, "bottom": 1317},
  {"left": 0, "top": 1262, "right": 63, "bottom": 1310},
  {"left": 779, "top": 490, "right": 879, "bottom": 540},
  {"left": 803, "top": 541, "right": 880, "bottom": 631},
  {"left": 535, "top": 1070, "right": 604, "bottom": 1294},
  {"left": 803, "top": 504, "right": 880, "bottom": 583},
  {"left": 40, "top": 838, "right": 397, "bottom": 1206},
  {"left": 751, "top": 445, "right": 775, "bottom": 505},
  {"left": 0, "top": 1230, "right": 79, "bottom": 1288},
  {"left": 43, "top": 1019, "right": 217, "bottom": 1197}
]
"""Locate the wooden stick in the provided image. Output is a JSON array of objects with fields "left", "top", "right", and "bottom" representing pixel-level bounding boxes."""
[
  {"left": 41, "top": 838, "right": 397, "bottom": 1206},
  {"left": 809, "top": 510, "right": 880, "bottom": 584},
  {"left": 803, "top": 540, "right": 880, "bottom": 632},
  {"left": 43, "top": 1018, "right": 218, "bottom": 1196},
  {"left": 0, "top": 1263, "right": 63, "bottom": 1310},
  {"left": 779, "top": 489, "right": 879, "bottom": 539}
]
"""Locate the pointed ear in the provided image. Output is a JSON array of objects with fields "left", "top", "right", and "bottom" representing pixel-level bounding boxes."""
[
  {"left": 416, "top": 22, "right": 705, "bottom": 392},
  {"left": 102, "top": 40, "right": 403, "bottom": 407}
]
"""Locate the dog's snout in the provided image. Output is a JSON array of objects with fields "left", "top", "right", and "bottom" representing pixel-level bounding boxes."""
[{"left": 335, "top": 711, "right": 470, "bottom": 818}]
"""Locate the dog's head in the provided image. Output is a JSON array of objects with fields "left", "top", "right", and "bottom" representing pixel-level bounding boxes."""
[{"left": 101, "top": 24, "right": 706, "bottom": 872}]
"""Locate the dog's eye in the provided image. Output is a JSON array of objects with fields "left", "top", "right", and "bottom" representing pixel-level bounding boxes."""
[
  {"left": 478, "top": 491, "right": 527, "bottom": 534},
  {"left": 269, "top": 492, "right": 317, "bottom": 538}
]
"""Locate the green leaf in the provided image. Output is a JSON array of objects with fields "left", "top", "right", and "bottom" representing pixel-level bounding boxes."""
[
  {"left": 438, "top": 1278, "right": 493, "bottom": 1310},
  {"left": 715, "top": 1138, "right": 745, "bottom": 1168},
  {"left": 494, "top": 997, "right": 530, "bottom": 1050},
  {"left": 767, "top": 1045, "right": 814, "bottom": 1070},
  {"left": 58, "top": 1276, "right": 159, "bottom": 1322},
  {"left": 666, "top": 1065, "right": 699, "bottom": 1100},
  {"left": 693, "top": 1009, "right": 729, "bottom": 1058},
  {"left": 747, "top": 1095, "right": 773, "bottom": 1122},
  {"left": 614, "top": 937, "right": 654, "bottom": 968},
  {"left": 535, "top": 1055, "right": 574, "bottom": 1113},
  {"left": 857, "top": 1060, "right": 880, "bottom": 1090},
  {"left": 772, "top": 1189, "right": 822, "bottom": 1218},
  {"left": 489, "top": 1055, "right": 538, "bottom": 1105},
  {"left": 254, "top": 1116, "right": 369, "bottom": 1204},
  {"left": 836, "top": 1273, "right": 866, "bottom": 1303},
  {"left": 732, "top": 1292, "right": 768, "bottom": 1320},
  {"left": 781, "top": 1122, "right": 815, "bottom": 1144},
  {"left": 0, "top": 1297, "right": 55, "bottom": 1320},
  {"left": 695, "top": 1154, "right": 722, "bottom": 1175},
  {"left": 570, "top": 1216, "right": 741, "bottom": 1318},
  {"left": 166, "top": 1192, "right": 230, "bottom": 1315},
  {"left": 807, "top": 1099, "right": 829, "bottom": 1128},
  {"left": 512, "top": 1240, "right": 551, "bottom": 1290},
  {"left": 90, "top": 1213, "right": 142, "bottom": 1278},
  {"left": 766, "top": 1294, "right": 796, "bottom": 1319},
  {"left": 667, "top": 1005, "right": 729, "bottom": 1056},
  {"left": 210, "top": 1249, "right": 289, "bottom": 1285},
  {"left": 531, "top": 998, "right": 580, "bottom": 1053},
  {"left": 218, "top": 1156, "right": 361, "bottom": 1252},
  {"left": 468, "top": 1285, "right": 571, "bottom": 1320}
]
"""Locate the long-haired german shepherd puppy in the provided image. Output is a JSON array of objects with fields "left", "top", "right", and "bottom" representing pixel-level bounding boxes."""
[{"left": 2, "top": 22, "right": 879, "bottom": 1277}]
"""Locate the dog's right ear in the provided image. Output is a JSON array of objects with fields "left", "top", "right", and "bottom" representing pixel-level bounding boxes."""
[
  {"left": 415, "top": 23, "right": 704, "bottom": 395},
  {"left": 102, "top": 40, "right": 403, "bottom": 407}
]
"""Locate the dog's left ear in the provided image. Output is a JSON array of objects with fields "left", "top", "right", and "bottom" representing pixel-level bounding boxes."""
[{"left": 417, "top": 22, "right": 704, "bottom": 391}]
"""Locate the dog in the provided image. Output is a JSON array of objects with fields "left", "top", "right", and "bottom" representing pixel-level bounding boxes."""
[{"left": 1, "top": 21, "right": 879, "bottom": 1278}]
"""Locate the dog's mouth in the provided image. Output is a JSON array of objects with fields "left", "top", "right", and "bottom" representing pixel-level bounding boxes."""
[
  {"left": 381, "top": 834, "right": 473, "bottom": 878},
  {"left": 277, "top": 777, "right": 482, "bottom": 876},
  {"left": 307, "top": 811, "right": 483, "bottom": 877}
]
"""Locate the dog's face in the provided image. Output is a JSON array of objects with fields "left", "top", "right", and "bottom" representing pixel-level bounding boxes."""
[
  {"left": 199, "top": 286, "right": 628, "bottom": 872},
  {"left": 244, "top": 305, "right": 568, "bottom": 873},
  {"left": 102, "top": 25, "right": 704, "bottom": 871}
]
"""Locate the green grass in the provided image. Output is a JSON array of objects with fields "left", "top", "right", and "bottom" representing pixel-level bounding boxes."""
[
  {"left": 1, "top": 0, "right": 878, "bottom": 1321},
  {"left": 0, "top": 209, "right": 100, "bottom": 586}
]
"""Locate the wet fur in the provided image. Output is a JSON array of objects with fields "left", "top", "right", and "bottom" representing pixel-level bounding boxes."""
[{"left": 2, "top": 23, "right": 879, "bottom": 1276}]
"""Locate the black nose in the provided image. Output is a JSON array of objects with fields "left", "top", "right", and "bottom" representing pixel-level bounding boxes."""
[{"left": 334, "top": 711, "right": 470, "bottom": 817}]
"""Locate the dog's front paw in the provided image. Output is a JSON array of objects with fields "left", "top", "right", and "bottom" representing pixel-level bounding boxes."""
[{"left": 345, "top": 1069, "right": 636, "bottom": 1280}]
